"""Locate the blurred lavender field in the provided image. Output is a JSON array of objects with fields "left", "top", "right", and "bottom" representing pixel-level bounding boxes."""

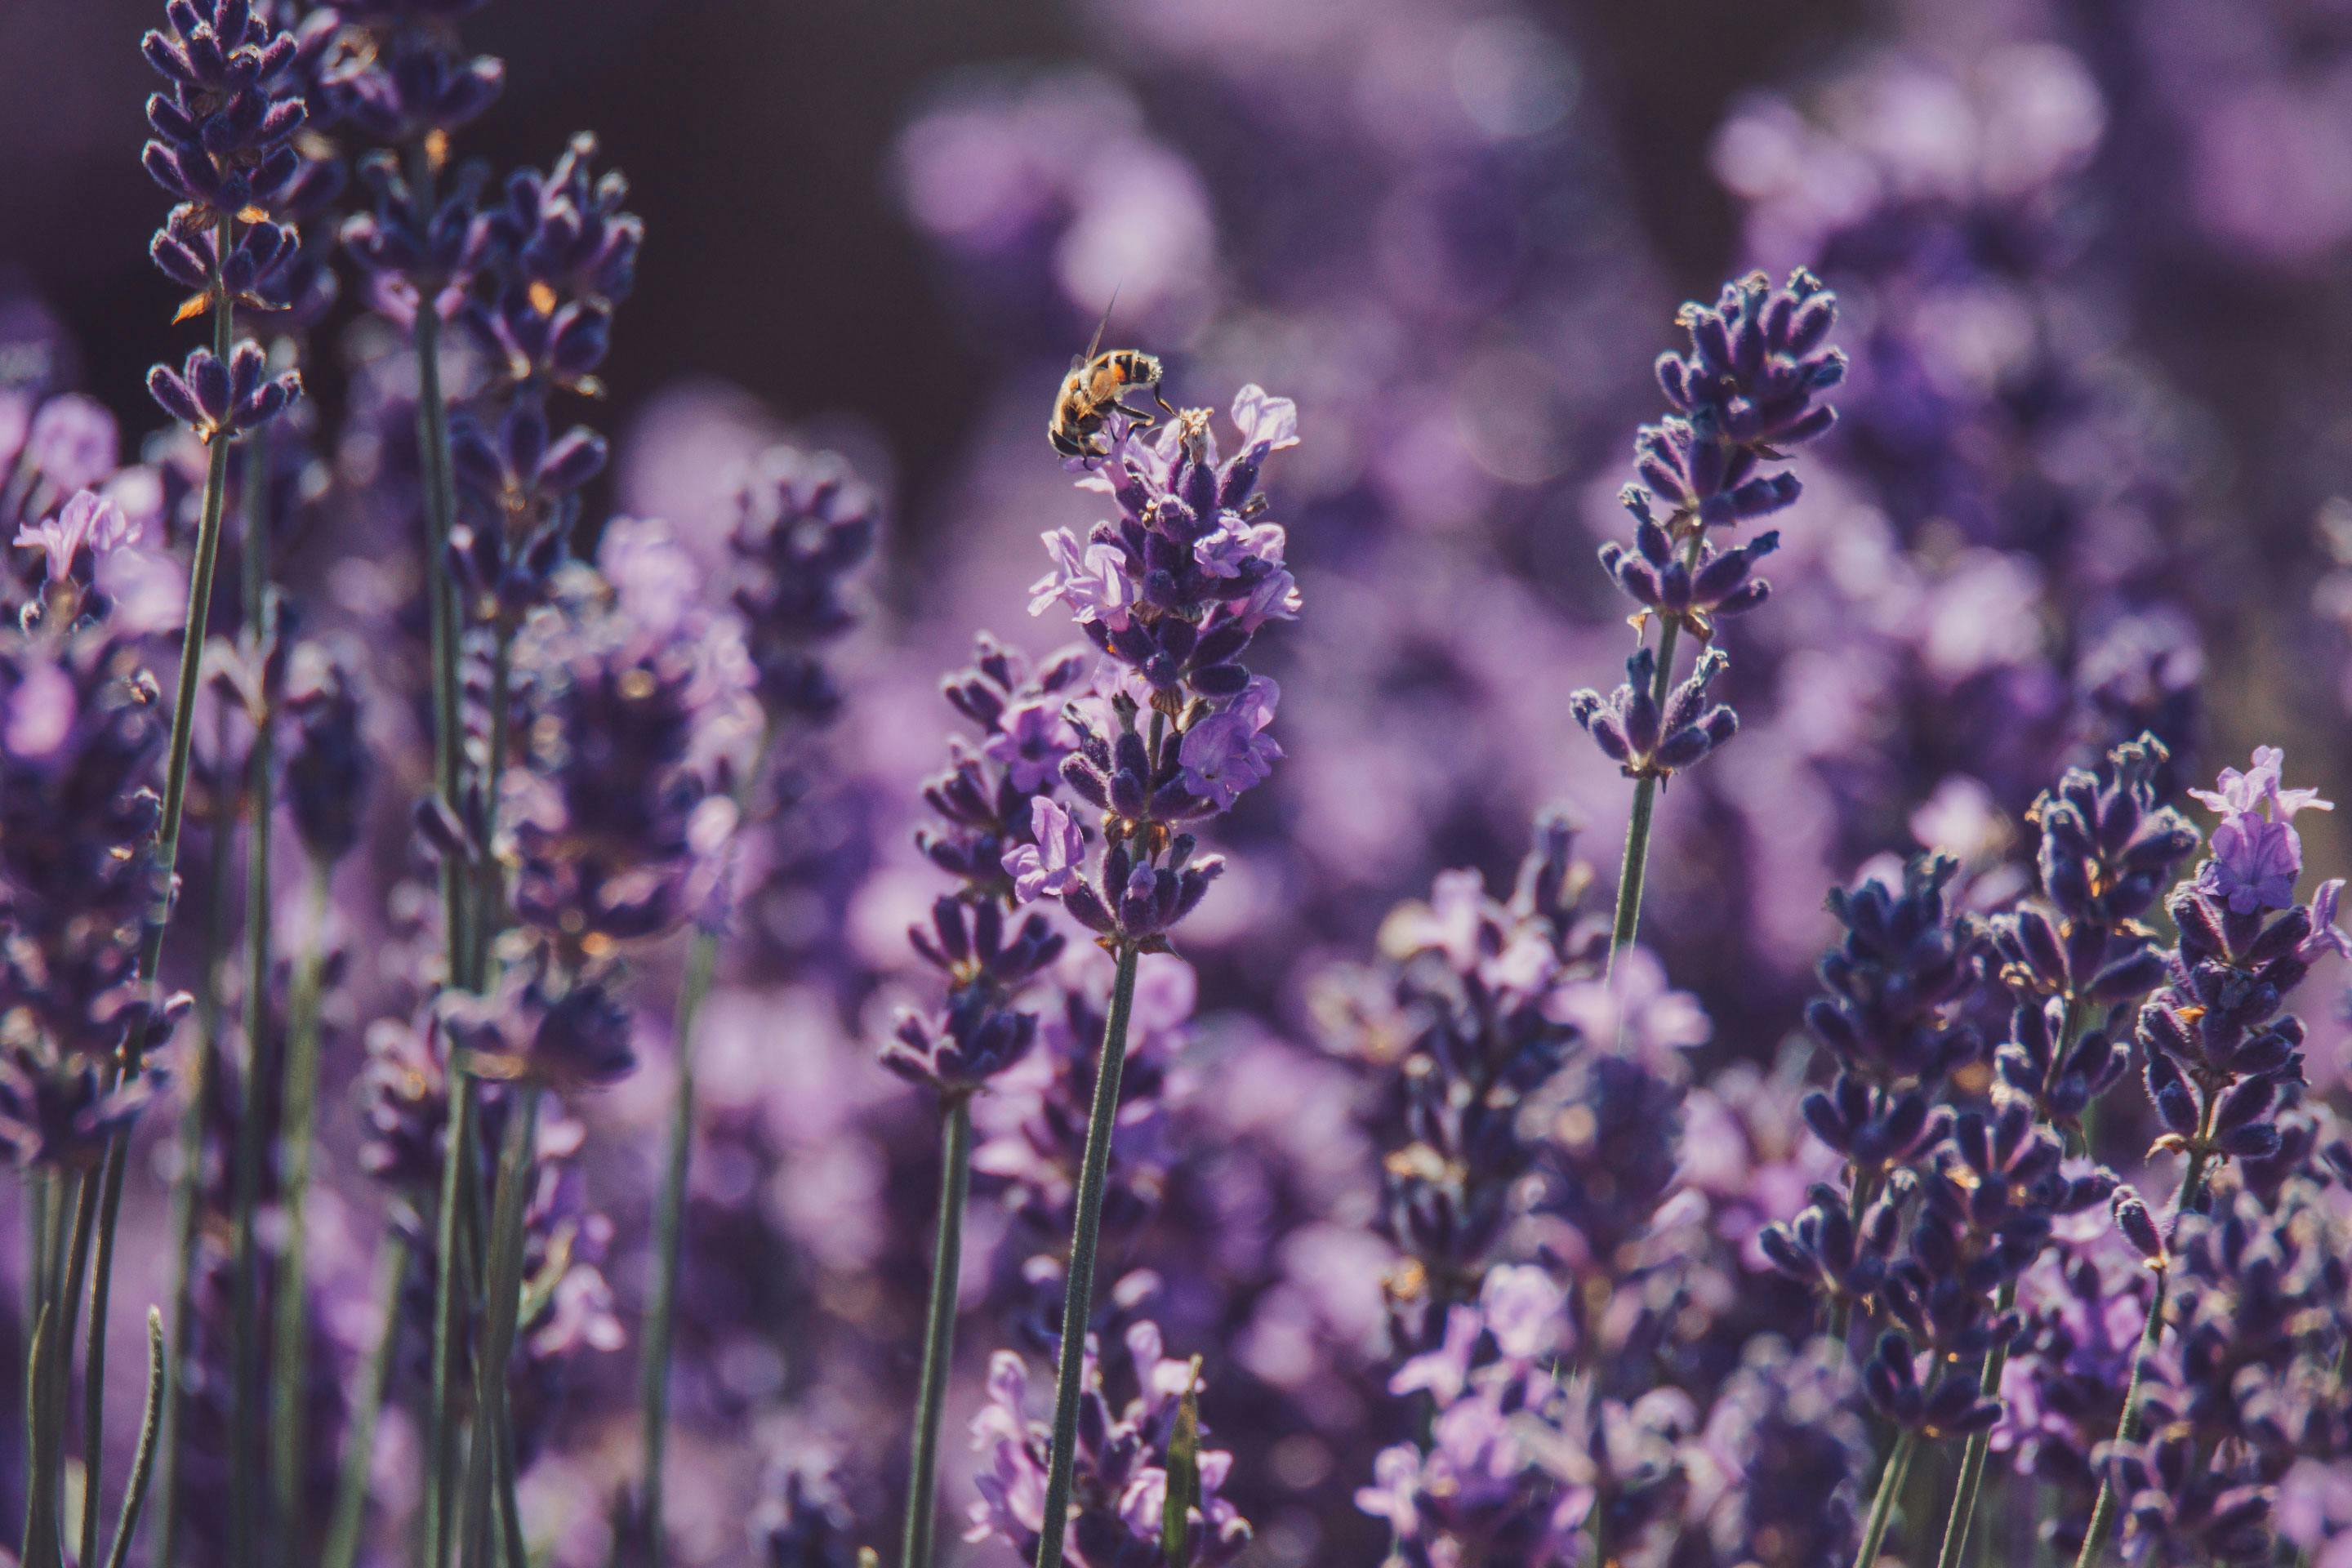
[{"left": 7, "top": 1, "right": 2352, "bottom": 1566}]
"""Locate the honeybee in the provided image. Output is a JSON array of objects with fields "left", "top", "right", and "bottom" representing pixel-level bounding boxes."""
[{"left": 1049, "top": 296, "right": 1172, "bottom": 459}]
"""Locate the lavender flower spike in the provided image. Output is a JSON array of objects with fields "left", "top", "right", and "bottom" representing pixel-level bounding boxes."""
[
  {"left": 1022, "top": 381, "right": 1302, "bottom": 1568},
  {"left": 1584, "top": 270, "right": 1842, "bottom": 961}
]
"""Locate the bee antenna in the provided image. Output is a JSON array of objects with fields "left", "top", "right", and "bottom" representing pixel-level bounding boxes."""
[{"left": 1083, "top": 283, "right": 1122, "bottom": 362}]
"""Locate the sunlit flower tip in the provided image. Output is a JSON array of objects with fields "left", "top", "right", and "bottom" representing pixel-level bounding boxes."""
[
  {"left": 1568, "top": 646, "right": 1738, "bottom": 780},
  {"left": 13, "top": 491, "right": 140, "bottom": 589},
  {"left": 146, "top": 341, "right": 302, "bottom": 440}
]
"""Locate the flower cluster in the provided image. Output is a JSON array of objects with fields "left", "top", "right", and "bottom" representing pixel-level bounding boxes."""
[
  {"left": 969, "top": 1320, "right": 1251, "bottom": 1568},
  {"left": 881, "top": 637, "right": 1084, "bottom": 1094},
  {"left": 1024, "top": 387, "right": 1301, "bottom": 946},
  {"left": 141, "top": 0, "right": 309, "bottom": 441},
  {"left": 1569, "top": 270, "right": 1844, "bottom": 781},
  {"left": 1321, "top": 816, "right": 1602, "bottom": 1346}
]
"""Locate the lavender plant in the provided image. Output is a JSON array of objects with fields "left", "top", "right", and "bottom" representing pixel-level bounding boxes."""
[
  {"left": 19, "top": 5, "right": 2352, "bottom": 1566},
  {"left": 1014, "top": 386, "right": 1300, "bottom": 1568},
  {"left": 1570, "top": 269, "right": 1843, "bottom": 962}
]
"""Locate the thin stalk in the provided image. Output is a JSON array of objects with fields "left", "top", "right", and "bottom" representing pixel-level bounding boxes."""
[
  {"left": 492, "top": 1400, "right": 528, "bottom": 1568},
  {"left": 637, "top": 723, "right": 777, "bottom": 1563},
  {"left": 898, "top": 1093, "right": 975, "bottom": 1568},
  {"left": 23, "top": 1187, "right": 65, "bottom": 1566},
  {"left": 225, "top": 430, "right": 277, "bottom": 1568},
  {"left": 459, "top": 1086, "right": 541, "bottom": 1567},
  {"left": 1853, "top": 1428, "right": 1919, "bottom": 1568},
  {"left": 2069, "top": 1095, "right": 2219, "bottom": 1568},
  {"left": 468, "top": 626, "right": 527, "bottom": 1557},
  {"left": 1031, "top": 940, "right": 1143, "bottom": 1568},
  {"left": 409, "top": 143, "right": 469, "bottom": 973},
  {"left": 154, "top": 757, "right": 240, "bottom": 1568},
  {"left": 79, "top": 211, "right": 239, "bottom": 1568},
  {"left": 1602, "top": 529, "right": 1705, "bottom": 969},
  {"left": 99, "top": 1309, "right": 167, "bottom": 1568},
  {"left": 321, "top": 1232, "right": 411, "bottom": 1568},
  {"left": 635, "top": 920, "right": 717, "bottom": 1568},
  {"left": 23, "top": 1304, "right": 57, "bottom": 1568},
  {"left": 423, "top": 1067, "right": 480, "bottom": 1568},
  {"left": 270, "top": 863, "right": 334, "bottom": 1544},
  {"left": 25, "top": 1174, "right": 49, "bottom": 1327}
]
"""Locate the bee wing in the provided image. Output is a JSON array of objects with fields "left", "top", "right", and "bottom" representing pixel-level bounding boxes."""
[{"left": 1080, "top": 283, "right": 1121, "bottom": 363}]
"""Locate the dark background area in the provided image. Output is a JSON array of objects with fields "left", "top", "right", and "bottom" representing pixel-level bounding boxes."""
[{"left": 5, "top": 0, "right": 1869, "bottom": 537}]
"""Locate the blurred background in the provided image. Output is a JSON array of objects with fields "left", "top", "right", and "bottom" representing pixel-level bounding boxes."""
[{"left": 11, "top": 0, "right": 2352, "bottom": 1562}]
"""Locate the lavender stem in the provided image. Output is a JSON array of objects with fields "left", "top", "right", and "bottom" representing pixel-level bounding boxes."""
[
  {"left": 99, "top": 1309, "right": 167, "bottom": 1568},
  {"left": 636, "top": 921, "right": 719, "bottom": 1568},
  {"left": 408, "top": 141, "right": 470, "bottom": 973},
  {"left": 74, "top": 209, "right": 239, "bottom": 1568},
  {"left": 154, "top": 729, "right": 240, "bottom": 1568},
  {"left": 322, "top": 1232, "right": 412, "bottom": 1568},
  {"left": 460, "top": 1084, "right": 541, "bottom": 1567},
  {"left": 270, "top": 863, "right": 335, "bottom": 1544},
  {"left": 225, "top": 431, "right": 277, "bottom": 1568},
  {"left": 2071, "top": 1093, "right": 2219, "bottom": 1568},
  {"left": 1031, "top": 939, "right": 1142, "bottom": 1568},
  {"left": 899, "top": 1092, "right": 974, "bottom": 1568},
  {"left": 639, "top": 724, "right": 777, "bottom": 1565},
  {"left": 1853, "top": 1428, "right": 1919, "bottom": 1568},
  {"left": 1603, "top": 528, "right": 1703, "bottom": 969}
]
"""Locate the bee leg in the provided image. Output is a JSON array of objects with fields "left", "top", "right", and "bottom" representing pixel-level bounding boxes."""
[
  {"left": 1116, "top": 399, "right": 1159, "bottom": 432},
  {"left": 1153, "top": 390, "right": 1175, "bottom": 415}
]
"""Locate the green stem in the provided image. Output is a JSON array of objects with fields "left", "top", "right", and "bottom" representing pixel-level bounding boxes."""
[
  {"left": 321, "top": 1232, "right": 411, "bottom": 1568},
  {"left": 24, "top": 1174, "right": 49, "bottom": 1331},
  {"left": 270, "top": 864, "right": 334, "bottom": 1545},
  {"left": 78, "top": 207, "right": 239, "bottom": 1568},
  {"left": 898, "top": 1094, "right": 974, "bottom": 1568},
  {"left": 1031, "top": 941, "right": 1143, "bottom": 1568},
  {"left": 409, "top": 144, "right": 469, "bottom": 978},
  {"left": 635, "top": 924, "right": 716, "bottom": 1568},
  {"left": 2070, "top": 1094, "right": 2219, "bottom": 1568},
  {"left": 1602, "top": 530, "right": 1704, "bottom": 969},
  {"left": 1853, "top": 1428, "right": 1920, "bottom": 1568},
  {"left": 460, "top": 1086, "right": 541, "bottom": 1568},
  {"left": 154, "top": 755, "right": 240, "bottom": 1568},
  {"left": 424, "top": 1067, "right": 480, "bottom": 1568},
  {"left": 99, "top": 1310, "right": 167, "bottom": 1568},
  {"left": 637, "top": 725, "right": 775, "bottom": 1562},
  {"left": 225, "top": 432, "right": 277, "bottom": 1568},
  {"left": 23, "top": 1304, "right": 57, "bottom": 1568}
]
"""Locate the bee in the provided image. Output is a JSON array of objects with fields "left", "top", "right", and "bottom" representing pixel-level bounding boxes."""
[{"left": 1049, "top": 295, "right": 1173, "bottom": 459}]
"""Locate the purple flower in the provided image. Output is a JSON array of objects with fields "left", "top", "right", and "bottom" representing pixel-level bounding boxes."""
[
  {"left": 1005, "top": 795, "right": 1086, "bottom": 904},
  {"left": 2189, "top": 745, "right": 2333, "bottom": 822},
  {"left": 2296, "top": 878, "right": 2351, "bottom": 962},
  {"left": 146, "top": 341, "right": 303, "bottom": 441},
  {"left": 1027, "top": 528, "right": 1135, "bottom": 630},
  {"left": 2204, "top": 813, "right": 2303, "bottom": 915},
  {"left": 1176, "top": 674, "right": 1282, "bottom": 809},
  {"left": 982, "top": 696, "right": 1077, "bottom": 792},
  {"left": 14, "top": 490, "right": 138, "bottom": 589},
  {"left": 2189, "top": 746, "right": 2333, "bottom": 914},
  {"left": 965, "top": 1323, "right": 1251, "bottom": 1568}
]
